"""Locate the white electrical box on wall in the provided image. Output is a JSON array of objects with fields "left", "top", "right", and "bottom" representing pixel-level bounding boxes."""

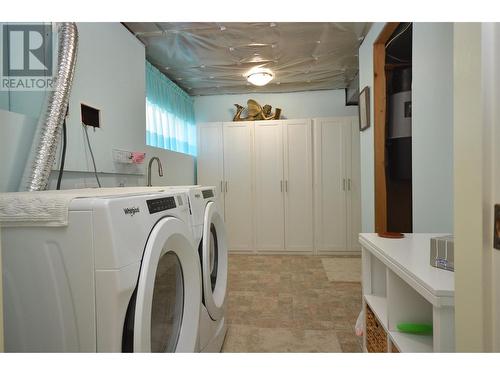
[{"left": 112, "top": 149, "right": 145, "bottom": 164}]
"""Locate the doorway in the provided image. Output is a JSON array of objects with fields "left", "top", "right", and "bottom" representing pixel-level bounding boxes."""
[{"left": 374, "top": 22, "right": 413, "bottom": 233}]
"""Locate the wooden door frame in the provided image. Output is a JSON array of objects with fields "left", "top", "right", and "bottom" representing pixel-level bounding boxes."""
[{"left": 373, "top": 22, "right": 400, "bottom": 233}]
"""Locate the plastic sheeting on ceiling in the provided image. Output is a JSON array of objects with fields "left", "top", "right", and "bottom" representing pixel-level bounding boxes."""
[{"left": 124, "top": 22, "right": 372, "bottom": 96}]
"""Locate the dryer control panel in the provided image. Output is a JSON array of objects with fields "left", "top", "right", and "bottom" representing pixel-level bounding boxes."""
[{"left": 202, "top": 189, "right": 214, "bottom": 199}]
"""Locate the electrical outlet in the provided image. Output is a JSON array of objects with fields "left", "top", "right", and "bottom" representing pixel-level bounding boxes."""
[{"left": 113, "top": 149, "right": 133, "bottom": 163}]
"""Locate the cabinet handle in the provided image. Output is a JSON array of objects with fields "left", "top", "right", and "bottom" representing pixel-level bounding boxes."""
[
  {"left": 220, "top": 180, "right": 223, "bottom": 193},
  {"left": 225, "top": 181, "right": 228, "bottom": 193},
  {"left": 285, "top": 180, "right": 288, "bottom": 192},
  {"left": 348, "top": 178, "right": 351, "bottom": 191},
  {"left": 343, "top": 178, "right": 346, "bottom": 191},
  {"left": 280, "top": 180, "right": 283, "bottom": 192}
]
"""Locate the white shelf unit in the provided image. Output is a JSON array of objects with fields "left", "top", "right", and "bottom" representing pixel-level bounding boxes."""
[{"left": 360, "top": 233, "right": 455, "bottom": 353}]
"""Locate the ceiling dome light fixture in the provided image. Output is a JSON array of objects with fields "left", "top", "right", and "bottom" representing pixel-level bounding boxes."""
[{"left": 245, "top": 67, "right": 274, "bottom": 86}]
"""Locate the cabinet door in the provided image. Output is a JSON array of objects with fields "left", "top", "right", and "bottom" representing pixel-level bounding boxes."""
[
  {"left": 197, "top": 122, "right": 225, "bottom": 213},
  {"left": 283, "top": 119, "right": 313, "bottom": 252},
  {"left": 254, "top": 120, "right": 285, "bottom": 251},
  {"left": 223, "top": 122, "right": 254, "bottom": 251},
  {"left": 313, "top": 118, "right": 349, "bottom": 252}
]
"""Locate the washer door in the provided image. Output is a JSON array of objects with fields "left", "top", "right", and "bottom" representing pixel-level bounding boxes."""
[
  {"left": 132, "top": 217, "right": 201, "bottom": 352},
  {"left": 201, "top": 201, "right": 228, "bottom": 321}
]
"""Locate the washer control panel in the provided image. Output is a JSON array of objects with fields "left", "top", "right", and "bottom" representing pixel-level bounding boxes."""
[{"left": 146, "top": 196, "right": 176, "bottom": 214}]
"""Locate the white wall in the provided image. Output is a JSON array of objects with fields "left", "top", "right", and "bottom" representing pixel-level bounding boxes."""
[
  {"left": 0, "top": 91, "right": 9, "bottom": 112},
  {"left": 0, "top": 23, "right": 195, "bottom": 191},
  {"left": 358, "top": 23, "right": 385, "bottom": 232},
  {"left": 358, "top": 22, "right": 454, "bottom": 233},
  {"left": 453, "top": 22, "right": 490, "bottom": 352},
  {"left": 412, "top": 23, "right": 454, "bottom": 233},
  {"left": 146, "top": 146, "right": 196, "bottom": 186},
  {"left": 193, "top": 89, "right": 357, "bottom": 123},
  {"left": 488, "top": 22, "right": 500, "bottom": 354},
  {"left": 45, "top": 147, "right": 196, "bottom": 189},
  {"left": 61, "top": 22, "right": 147, "bottom": 175},
  {"left": 56, "top": 23, "right": 195, "bottom": 187},
  {"left": 453, "top": 22, "right": 500, "bottom": 353},
  {"left": 55, "top": 23, "right": 194, "bottom": 188},
  {"left": 0, "top": 110, "right": 37, "bottom": 192}
]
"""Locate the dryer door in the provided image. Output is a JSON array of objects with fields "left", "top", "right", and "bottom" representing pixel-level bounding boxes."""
[
  {"left": 131, "top": 217, "right": 201, "bottom": 352},
  {"left": 201, "top": 201, "right": 228, "bottom": 321}
]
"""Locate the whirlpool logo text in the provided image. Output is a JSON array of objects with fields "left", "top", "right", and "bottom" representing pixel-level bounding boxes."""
[{"left": 123, "top": 207, "right": 140, "bottom": 216}]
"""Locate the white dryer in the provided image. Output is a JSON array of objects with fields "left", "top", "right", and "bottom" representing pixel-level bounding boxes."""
[
  {"left": 1, "top": 190, "right": 201, "bottom": 352},
  {"left": 163, "top": 185, "right": 228, "bottom": 352}
]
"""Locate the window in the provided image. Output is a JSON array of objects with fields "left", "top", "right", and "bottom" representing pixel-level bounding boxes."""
[{"left": 146, "top": 61, "right": 196, "bottom": 156}]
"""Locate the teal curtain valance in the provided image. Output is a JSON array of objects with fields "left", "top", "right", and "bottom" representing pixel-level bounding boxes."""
[{"left": 145, "top": 61, "right": 196, "bottom": 156}]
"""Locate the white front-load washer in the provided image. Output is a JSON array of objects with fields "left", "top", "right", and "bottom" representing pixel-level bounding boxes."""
[
  {"left": 163, "top": 185, "right": 228, "bottom": 352},
  {"left": 1, "top": 190, "right": 201, "bottom": 352}
]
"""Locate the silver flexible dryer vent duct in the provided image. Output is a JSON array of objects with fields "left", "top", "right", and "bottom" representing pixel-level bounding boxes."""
[{"left": 25, "top": 22, "right": 78, "bottom": 191}]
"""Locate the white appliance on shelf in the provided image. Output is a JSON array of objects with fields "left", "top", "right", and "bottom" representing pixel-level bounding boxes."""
[
  {"left": 1, "top": 190, "right": 201, "bottom": 352},
  {"left": 163, "top": 185, "right": 228, "bottom": 352}
]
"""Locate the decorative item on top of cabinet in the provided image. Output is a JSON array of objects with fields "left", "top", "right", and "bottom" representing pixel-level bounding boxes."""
[{"left": 233, "top": 99, "right": 282, "bottom": 121}]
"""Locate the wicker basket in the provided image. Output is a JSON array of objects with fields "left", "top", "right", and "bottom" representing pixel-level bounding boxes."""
[
  {"left": 391, "top": 341, "right": 400, "bottom": 353},
  {"left": 365, "top": 304, "right": 387, "bottom": 353}
]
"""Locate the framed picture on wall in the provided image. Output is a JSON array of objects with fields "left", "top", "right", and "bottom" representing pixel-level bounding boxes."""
[{"left": 358, "top": 86, "right": 370, "bottom": 131}]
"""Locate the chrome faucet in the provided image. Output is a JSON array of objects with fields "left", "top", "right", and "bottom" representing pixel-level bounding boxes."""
[{"left": 147, "top": 157, "right": 163, "bottom": 186}]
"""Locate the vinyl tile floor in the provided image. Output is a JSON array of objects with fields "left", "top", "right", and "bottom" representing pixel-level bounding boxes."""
[{"left": 221, "top": 254, "right": 363, "bottom": 353}]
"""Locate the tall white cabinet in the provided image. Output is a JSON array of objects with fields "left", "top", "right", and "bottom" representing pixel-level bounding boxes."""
[
  {"left": 197, "top": 121, "right": 254, "bottom": 251},
  {"left": 254, "top": 119, "right": 314, "bottom": 252},
  {"left": 197, "top": 116, "right": 360, "bottom": 254},
  {"left": 283, "top": 120, "right": 314, "bottom": 251},
  {"left": 254, "top": 120, "right": 285, "bottom": 251},
  {"left": 313, "top": 117, "right": 361, "bottom": 253},
  {"left": 222, "top": 122, "right": 254, "bottom": 251},
  {"left": 197, "top": 122, "right": 224, "bottom": 206}
]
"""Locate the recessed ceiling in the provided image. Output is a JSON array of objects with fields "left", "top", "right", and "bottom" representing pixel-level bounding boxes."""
[{"left": 124, "top": 22, "right": 372, "bottom": 96}]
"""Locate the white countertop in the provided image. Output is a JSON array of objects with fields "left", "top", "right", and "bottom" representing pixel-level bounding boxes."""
[{"left": 359, "top": 233, "right": 454, "bottom": 300}]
